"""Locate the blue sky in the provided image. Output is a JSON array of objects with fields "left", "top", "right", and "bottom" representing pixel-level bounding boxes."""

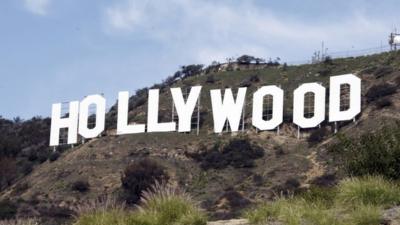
[{"left": 0, "top": 0, "right": 399, "bottom": 119}]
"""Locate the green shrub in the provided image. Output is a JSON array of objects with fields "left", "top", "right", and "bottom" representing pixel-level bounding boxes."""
[
  {"left": 239, "top": 75, "right": 260, "bottom": 87},
  {"left": 373, "top": 65, "right": 393, "bottom": 78},
  {"left": 365, "top": 83, "right": 397, "bottom": 102},
  {"left": 128, "top": 182, "right": 206, "bottom": 225},
  {"left": 301, "top": 207, "right": 340, "bottom": 225},
  {"left": 337, "top": 176, "right": 400, "bottom": 207},
  {"left": 331, "top": 124, "right": 400, "bottom": 179},
  {"left": 375, "top": 97, "right": 392, "bottom": 109},
  {"left": 0, "top": 200, "right": 17, "bottom": 220},
  {"left": 74, "top": 196, "right": 127, "bottom": 225},
  {"left": 311, "top": 174, "right": 337, "bottom": 187},
  {"left": 307, "top": 127, "right": 329, "bottom": 145},
  {"left": 49, "top": 151, "right": 61, "bottom": 162},
  {"left": 205, "top": 75, "right": 216, "bottom": 84},
  {"left": 346, "top": 204, "right": 382, "bottom": 225},
  {"left": 299, "top": 187, "right": 336, "bottom": 207},
  {"left": 213, "top": 189, "right": 251, "bottom": 218},
  {"left": 245, "top": 201, "right": 281, "bottom": 225},
  {"left": 245, "top": 197, "right": 339, "bottom": 225},
  {"left": 239, "top": 79, "right": 252, "bottom": 87},
  {"left": 323, "top": 56, "right": 333, "bottom": 65},
  {"left": 274, "top": 145, "right": 285, "bottom": 157},
  {"left": 121, "top": 158, "right": 169, "bottom": 204},
  {"left": 245, "top": 176, "right": 398, "bottom": 225},
  {"left": 361, "top": 66, "right": 377, "bottom": 74},
  {"left": 71, "top": 179, "right": 90, "bottom": 193},
  {"left": 318, "top": 68, "right": 331, "bottom": 76},
  {"left": 19, "top": 160, "right": 33, "bottom": 176},
  {"left": 274, "top": 178, "right": 301, "bottom": 195},
  {"left": 190, "top": 138, "right": 264, "bottom": 169},
  {"left": 75, "top": 209, "right": 127, "bottom": 225}
]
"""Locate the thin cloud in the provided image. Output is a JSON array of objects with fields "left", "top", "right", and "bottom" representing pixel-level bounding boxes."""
[
  {"left": 105, "top": 1, "right": 144, "bottom": 31},
  {"left": 104, "top": 0, "right": 389, "bottom": 64},
  {"left": 23, "top": 0, "right": 51, "bottom": 16}
]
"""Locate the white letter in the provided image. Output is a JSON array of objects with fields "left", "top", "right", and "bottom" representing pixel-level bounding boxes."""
[
  {"left": 252, "top": 86, "right": 284, "bottom": 130},
  {"left": 78, "top": 95, "right": 106, "bottom": 139},
  {"left": 210, "top": 88, "right": 247, "bottom": 133},
  {"left": 293, "top": 83, "right": 326, "bottom": 128},
  {"left": 49, "top": 101, "right": 79, "bottom": 146},
  {"left": 117, "top": 91, "right": 145, "bottom": 135},
  {"left": 329, "top": 74, "right": 361, "bottom": 122},
  {"left": 147, "top": 89, "right": 176, "bottom": 132},
  {"left": 171, "top": 86, "right": 202, "bottom": 132}
]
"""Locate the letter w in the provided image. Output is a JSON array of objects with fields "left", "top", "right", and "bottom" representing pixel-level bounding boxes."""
[{"left": 210, "top": 88, "right": 247, "bottom": 133}]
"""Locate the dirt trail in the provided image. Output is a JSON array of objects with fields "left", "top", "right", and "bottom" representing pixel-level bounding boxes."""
[{"left": 303, "top": 151, "right": 325, "bottom": 187}]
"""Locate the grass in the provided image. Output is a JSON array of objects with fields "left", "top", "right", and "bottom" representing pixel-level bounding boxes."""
[
  {"left": 337, "top": 176, "right": 400, "bottom": 207},
  {"left": 332, "top": 123, "right": 400, "bottom": 180},
  {"left": 245, "top": 198, "right": 340, "bottom": 225},
  {"left": 0, "top": 219, "right": 38, "bottom": 225},
  {"left": 73, "top": 196, "right": 128, "bottom": 225},
  {"left": 127, "top": 182, "right": 206, "bottom": 225},
  {"left": 74, "top": 182, "right": 206, "bottom": 225},
  {"left": 75, "top": 209, "right": 127, "bottom": 225},
  {"left": 75, "top": 176, "right": 397, "bottom": 225},
  {"left": 347, "top": 204, "right": 382, "bottom": 225},
  {"left": 245, "top": 176, "right": 400, "bottom": 225}
]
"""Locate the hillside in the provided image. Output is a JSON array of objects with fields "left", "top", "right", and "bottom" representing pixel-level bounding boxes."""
[{"left": 1, "top": 51, "right": 400, "bottom": 224}]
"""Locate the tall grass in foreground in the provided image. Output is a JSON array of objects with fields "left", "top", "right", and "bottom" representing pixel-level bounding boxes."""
[
  {"left": 74, "top": 182, "right": 206, "bottom": 225},
  {"left": 0, "top": 219, "right": 38, "bottom": 225},
  {"left": 245, "top": 176, "right": 400, "bottom": 225},
  {"left": 73, "top": 196, "right": 127, "bottom": 225},
  {"left": 337, "top": 176, "right": 400, "bottom": 207}
]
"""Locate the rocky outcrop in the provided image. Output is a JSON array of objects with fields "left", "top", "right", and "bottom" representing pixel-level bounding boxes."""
[
  {"left": 207, "top": 219, "right": 249, "bottom": 225},
  {"left": 383, "top": 206, "right": 400, "bottom": 225}
]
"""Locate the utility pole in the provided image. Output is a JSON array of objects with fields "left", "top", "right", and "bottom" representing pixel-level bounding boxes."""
[
  {"left": 242, "top": 98, "right": 246, "bottom": 132},
  {"left": 196, "top": 93, "right": 200, "bottom": 136}
]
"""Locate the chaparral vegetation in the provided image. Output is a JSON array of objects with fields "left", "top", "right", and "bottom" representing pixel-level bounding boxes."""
[{"left": 1, "top": 51, "right": 400, "bottom": 224}]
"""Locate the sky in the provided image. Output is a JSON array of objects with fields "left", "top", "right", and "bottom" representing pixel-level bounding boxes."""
[{"left": 0, "top": 0, "right": 399, "bottom": 119}]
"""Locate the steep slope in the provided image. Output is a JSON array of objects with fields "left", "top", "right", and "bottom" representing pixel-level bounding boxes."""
[{"left": 2, "top": 51, "right": 400, "bottom": 223}]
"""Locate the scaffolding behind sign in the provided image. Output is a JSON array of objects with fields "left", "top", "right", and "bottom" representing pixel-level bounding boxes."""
[
  {"left": 340, "top": 84, "right": 351, "bottom": 111},
  {"left": 389, "top": 32, "right": 400, "bottom": 50},
  {"left": 304, "top": 92, "right": 315, "bottom": 119},
  {"left": 58, "top": 102, "right": 70, "bottom": 146}
]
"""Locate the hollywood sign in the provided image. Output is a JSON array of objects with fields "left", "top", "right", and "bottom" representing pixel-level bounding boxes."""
[{"left": 50, "top": 74, "right": 361, "bottom": 146}]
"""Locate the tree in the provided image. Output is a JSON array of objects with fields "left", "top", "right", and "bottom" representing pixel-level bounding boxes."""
[
  {"left": 173, "top": 71, "right": 182, "bottom": 79},
  {"left": 121, "top": 158, "right": 169, "bottom": 204},
  {"left": 237, "top": 55, "right": 256, "bottom": 64},
  {"left": 180, "top": 64, "right": 204, "bottom": 78},
  {"left": 267, "top": 57, "right": 281, "bottom": 66},
  {"left": 211, "top": 61, "right": 220, "bottom": 66},
  {"left": 255, "top": 57, "right": 265, "bottom": 64}
]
